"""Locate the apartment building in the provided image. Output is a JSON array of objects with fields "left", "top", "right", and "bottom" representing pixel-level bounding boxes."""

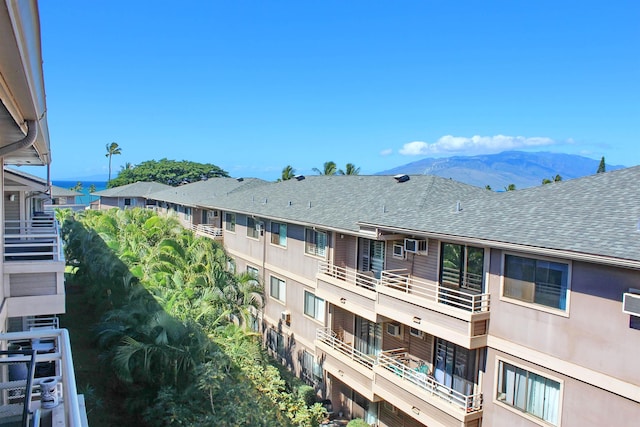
[
  {"left": 0, "top": 1, "right": 84, "bottom": 425},
  {"left": 142, "top": 167, "right": 640, "bottom": 427}
]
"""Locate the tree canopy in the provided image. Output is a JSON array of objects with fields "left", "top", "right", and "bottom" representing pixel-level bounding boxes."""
[
  {"left": 108, "top": 158, "right": 229, "bottom": 188},
  {"left": 597, "top": 156, "right": 606, "bottom": 174}
]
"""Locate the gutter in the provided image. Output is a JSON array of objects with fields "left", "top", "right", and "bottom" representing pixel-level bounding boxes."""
[{"left": 0, "top": 119, "right": 37, "bottom": 156}]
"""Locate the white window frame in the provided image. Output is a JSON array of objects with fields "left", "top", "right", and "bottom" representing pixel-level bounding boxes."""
[
  {"left": 500, "top": 252, "right": 571, "bottom": 317},
  {"left": 304, "top": 291, "right": 325, "bottom": 322},
  {"left": 305, "top": 228, "right": 327, "bottom": 258},
  {"left": 494, "top": 357, "right": 563, "bottom": 427},
  {"left": 225, "top": 212, "right": 236, "bottom": 232},
  {"left": 269, "top": 275, "right": 286, "bottom": 303},
  {"left": 270, "top": 222, "right": 287, "bottom": 247},
  {"left": 246, "top": 217, "right": 259, "bottom": 239}
]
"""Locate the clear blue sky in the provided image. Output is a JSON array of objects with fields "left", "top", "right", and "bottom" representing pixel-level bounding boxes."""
[{"left": 29, "top": 0, "right": 639, "bottom": 180}]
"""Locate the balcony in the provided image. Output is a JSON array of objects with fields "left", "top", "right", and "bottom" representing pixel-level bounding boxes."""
[
  {"left": 316, "top": 262, "right": 377, "bottom": 322},
  {"left": 3, "top": 218, "right": 66, "bottom": 318},
  {"left": 188, "top": 224, "right": 223, "bottom": 241},
  {"left": 0, "top": 329, "right": 87, "bottom": 426},
  {"left": 373, "top": 349, "right": 482, "bottom": 427},
  {"left": 377, "top": 270, "right": 490, "bottom": 349},
  {"left": 315, "top": 328, "right": 377, "bottom": 401}
]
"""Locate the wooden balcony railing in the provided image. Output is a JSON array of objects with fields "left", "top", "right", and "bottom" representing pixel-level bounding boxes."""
[
  {"left": 377, "top": 349, "right": 483, "bottom": 413},
  {"left": 316, "top": 328, "right": 376, "bottom": 369},
  {"left": 318, "top": 261, "right": 378, "bottom": 291},
  {"left": 380, "top": 270, "right": 490, "bottom": 313},
  {"left": 4, "top": 218, "right": 63, "bottom": 262}
]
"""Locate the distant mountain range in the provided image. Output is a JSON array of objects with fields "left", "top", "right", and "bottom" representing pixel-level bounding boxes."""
[{"left": 377, "top": 151, "right": 625, "bottom": 190}]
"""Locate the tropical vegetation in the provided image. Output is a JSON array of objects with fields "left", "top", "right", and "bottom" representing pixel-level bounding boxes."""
[
  {"left": 108, "top": 158, "right": 229, "bottom": 188},
  {"left": 60, "top": 208, "right": 325, "bottom": 426},
  {"left": 105, "top": 142, "right": 122, "bottom": 182}
]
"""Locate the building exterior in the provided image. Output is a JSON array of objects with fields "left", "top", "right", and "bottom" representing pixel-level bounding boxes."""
[
  {"left": 0, "top": 1, "right": 84, "bottom": 424},
  {"left": 91, "top": 181, "right": 171, "bottom": 210},
  {"left": 137, "top": 169, "right": 640, "bottom": 427}
]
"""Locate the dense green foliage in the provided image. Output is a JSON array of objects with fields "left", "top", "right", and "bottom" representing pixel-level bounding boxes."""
[
  {"left": 108, "top": 158, "right": 229, "bottom": 188},
  {"left": 60, "top": 208, "right": 325, "bottom": 426}
]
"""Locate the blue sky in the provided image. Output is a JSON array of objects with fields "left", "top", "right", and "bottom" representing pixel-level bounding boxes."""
[{"left": 29, "top": 0, "right": 639, "bottom": 180}]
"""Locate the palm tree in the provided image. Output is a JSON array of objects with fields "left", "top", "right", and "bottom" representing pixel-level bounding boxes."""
[
  {"left": 338, "top": 163, "right": 360, "bottom": 175},
  {"left": 542, "top": 174, "right": 562, "bottom": 185},
  {"left": 312, "top": 161, "right": 337, "bottom": 175},
  {"left": 279, "top": 165, "right": 296, "bottom": 181},
  {"left": 105, "top": 142, "right": 122, "bottom": 182},
  {"left": 504, "top": 183, "right": 516, "bottom": 191},
  {"left": 70, "top": 181, "right": 83, "bottom": 192}
]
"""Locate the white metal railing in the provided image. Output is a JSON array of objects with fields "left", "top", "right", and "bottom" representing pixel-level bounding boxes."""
[
  {"left": 318, "top": 261, "right": 378, "bottom": 291},
  {"left": 380, "top": 269, "right": 490, "bottom": 313},
  {"left": 377, "top": 349, "right": 483, "bottom": 413},
  {"left": 44, "top": 204, "right": 87, "bottom": 213},
  {"left": 316, "top": 328, "right": 376, "bottom": 369},
  {"left": 0, "top": 329, "right": 84, "bottom": 426},
  {"left": 189, "top": 223, "right": 224, "bottom": 239},
  {"left": 4, "top": 218, "right": 63, "bottom": 262}
]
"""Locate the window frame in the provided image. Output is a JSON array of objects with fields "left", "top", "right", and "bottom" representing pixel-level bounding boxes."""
[
  {"left": 269, "top": 275, "right": 286, "bottom": 303},
  {"left": 246, "top": 217, "right": 260, "bottom": 239},
  {"left": 303, "top": 290, "right": 325, "bottom": 322},
  {"left": 224, "top": 212, "right": 236, "bottom": 232},
  {"left": 494, "top": 357, "right": 563, "bottom": 427},
  {"left": 270, "top": 221, "right": 288, "bottom": 247},
  {"left": 500, "top": 252, "right": 571, "bottom": 316},
  {"left": 304, "top": 228, "right": 328, "bottom": 258},
  {"left": 267, "top": 328, "right": 285, "bottom": 359}
]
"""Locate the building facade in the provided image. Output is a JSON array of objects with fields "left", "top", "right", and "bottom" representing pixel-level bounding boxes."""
[{"left": 141, "top": 170, "right": 640, "bottom": 427}]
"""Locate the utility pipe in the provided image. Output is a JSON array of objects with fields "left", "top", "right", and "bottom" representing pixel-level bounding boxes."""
[{"left": 0, "top": 119, "right": 37, "bottom": 156}]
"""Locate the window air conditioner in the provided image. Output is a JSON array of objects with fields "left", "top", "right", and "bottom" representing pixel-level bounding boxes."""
[
  {"left": 256, "top": 222, "right": 264, "bottom": 232},
  {"left": 623, "top": 291, "right": 640, "bottom": 317},
  {"left": 386, "top": 322, "right": 401, "bottom": 337},
  {"left": 404, "top": 238, "right": 428, "bottom": 255},
  {"left": 281, "top": 311, "right": 291, "bottom": 323}
]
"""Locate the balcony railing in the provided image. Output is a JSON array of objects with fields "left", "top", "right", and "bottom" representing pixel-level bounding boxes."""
[
  {"left": 316, "top": 328, "right": 376, "bottom": 369},
  {"left": 0, "top": 329, "right": 84, "bottom": 426},
  {"left": 4, "top": 218, "right": 63, "bottom": 262},
  {"left": 377, "top": 349, "right": 483, "bottom": 413},
  {"left": 318, "top": 261, "right": 378, "bottom": 291},
  {"left": 380, "top": 270, "right": 490, "bottom": 313},
  {"left": 189, "top": 224, "right": 223, "bottom": 239}
]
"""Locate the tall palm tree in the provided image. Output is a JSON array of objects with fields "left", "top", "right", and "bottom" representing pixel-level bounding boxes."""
[
  {"left": 312, "top": 161, "right": 337, "bottom": 175},
  {"left": 338, "top": 163, "right": 360, "bottom": 175},
  {"left": 105, "top": 142, "right": 122, "bottom": 181},
  {"left": 279, "top": 165, "right": 296, "bottom": 181}
]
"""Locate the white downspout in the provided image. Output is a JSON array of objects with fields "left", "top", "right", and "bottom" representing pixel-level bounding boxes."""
[{"left": 0, "top": 119, "right": 38, "bottom": 157}]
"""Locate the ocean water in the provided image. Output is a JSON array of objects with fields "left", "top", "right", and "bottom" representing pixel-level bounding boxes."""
[{"left": 53, "top": 180, "right": 107, "bottom": 205}]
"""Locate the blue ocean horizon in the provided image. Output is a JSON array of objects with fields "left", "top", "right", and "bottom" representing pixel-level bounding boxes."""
[{"left": 53, "top": 180, "right": 107, "bottom": 205}]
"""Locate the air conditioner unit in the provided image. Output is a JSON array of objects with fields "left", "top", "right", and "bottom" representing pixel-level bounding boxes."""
[
  {"left": 409, "top": 327, "right": 424, "bottom": 338},
  {"left": 281, "top": 310, "right": 291, "bottom": 323},
  {"left": 392, "top": 242, "right": 405, "bottom": 259},
  {"left": 404, "top": 238, "right": 428, "bottom": 255},
  {"left": 256, "top": 222, "right": 264, "bottom": 232},
  {"left": 623, "top": 291, "right": 640, "bottom": 317},
  {"left": 386, "top": 322, "right": 401, "bottom": 337}
]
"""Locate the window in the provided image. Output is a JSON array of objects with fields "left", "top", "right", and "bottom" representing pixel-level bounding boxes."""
[
  {"left": 124, "top": 198, "right": 131, "bottom": 206},
  {"left": 247, "top": 266, "right": 259, "bottom": 279},
  {"left": 440, "top": 243, "right": 485, "bottom": 292},
  {"left": 225, "top": 212, "right": 236, "bottom": 232},
  {"left": 227, "top": 259, "right": 236, "bottom": 274},
  {"left": 503, "top": 255, "right": 569, "bottom": 310},
  {"left": 267, "top": 328, "right": 285, "bottom": 359},
  {"left": 301, "top": 350, "right": 323, "bottom": 384},
  {"left": 246, "top": 217, "right": 259, "bottom": 239},
  {"left": 270, "top": 276, "right": 286, "bottom": 303},
  {"left": 304, "top": 291, "right": 325, "bottom": 321},
  {"left": 497, "top": 360, "right": 561, "bottom": 426},
  {"left": 433, "top": 338, "right": 477, "bottom": 396},
  {"left": 271, "top": 222, "right": 287, "bottom": 247},
  {"left": 184, "top": 207, "right": 191, "bottom": 220},
  {"left": 305, "top": 228, "right": 327, "bottom": 257}
]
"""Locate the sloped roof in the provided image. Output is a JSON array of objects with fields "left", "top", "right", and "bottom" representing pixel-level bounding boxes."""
[
  {"left": 148, "top": 178, "right": 268, "bottom": 207},
  {"left": 93, "top": 181, "right": 172, "bottom": 198},
  {"left": 51, "top": 185, "right": 81, "bottom": 197}
]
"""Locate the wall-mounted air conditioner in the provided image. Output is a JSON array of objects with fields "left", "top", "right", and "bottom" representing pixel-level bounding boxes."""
[
  {"left": 623, "top": 291, "right": 640, "bottom": 317},
  {"left": 281, "top": 310, "right": 291, "bottom": 323},
  {"left": 386, "top": 322, "right": 402, "bottom": 337},
  {"left": 404, "top": 238, "right": 428, "bottom": 255},
  {"left": 392, "top": 242, "right": 405, "bottom": 259},
  {"left": 256, "top": 222, "right": 264, "bottom": 232}
]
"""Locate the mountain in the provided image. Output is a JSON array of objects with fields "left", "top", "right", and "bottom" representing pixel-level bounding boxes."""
[{"left": 376, "top": 151, "right": 625, "bottom": 189}]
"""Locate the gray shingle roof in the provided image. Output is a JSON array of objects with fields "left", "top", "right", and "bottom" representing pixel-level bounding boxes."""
[
  {"left": 148, "top": 178, "right": 268, "bottom": 207},
  {"left": 93, "top": 181, "right": 172, "bottom": 198},
  {"left": 50, "top": 185, "right": 81, "bottom": 197}
]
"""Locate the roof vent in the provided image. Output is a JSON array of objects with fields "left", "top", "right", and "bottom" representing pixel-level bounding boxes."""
[
  {"left": 288, "top": 201, "right": 292, "bottom": 206},
  {"left": 236, "top": 177, "right": 244, "bottom": 182},
  {"left": 394, "top": 174, "right": 410, "bottom": 183},
  {"left": 455, "top": 201, "right": 462, "bottom": 213},
  {"left": 295, "top": 175, "right": 305, "bottom": 181}
]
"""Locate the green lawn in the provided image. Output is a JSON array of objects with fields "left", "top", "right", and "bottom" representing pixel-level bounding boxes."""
[{"left": 60, "top": 280, "right": 134, "bottom": 427}]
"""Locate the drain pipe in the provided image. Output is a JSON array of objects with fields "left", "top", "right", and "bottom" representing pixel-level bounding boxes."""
[{"left": 0, "top": 120, "right": 38, "bottom": 157}]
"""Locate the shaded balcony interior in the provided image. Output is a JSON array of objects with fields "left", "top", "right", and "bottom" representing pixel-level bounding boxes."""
[{"left": 4, "top": 215, "right": 62, "bottom": 263}]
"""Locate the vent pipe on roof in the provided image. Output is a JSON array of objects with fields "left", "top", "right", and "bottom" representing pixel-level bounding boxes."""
[
  {"left": 308, "top": 201, "right": 311, "bottom": 208},
  {"left": 455, "top": 201, "right": 462, "bottom": 213},
  {"left": 288, "top": 201, "right": 292, "bottom": 206},
  {"left": 394, "top": 174, "right": 410, "bottom": 183},
  {"left": 295, "top": 175, "right": 305, "bottom": 181},
  {"left": 0, "top": 120, "right": 37, "bottom": 157}
]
